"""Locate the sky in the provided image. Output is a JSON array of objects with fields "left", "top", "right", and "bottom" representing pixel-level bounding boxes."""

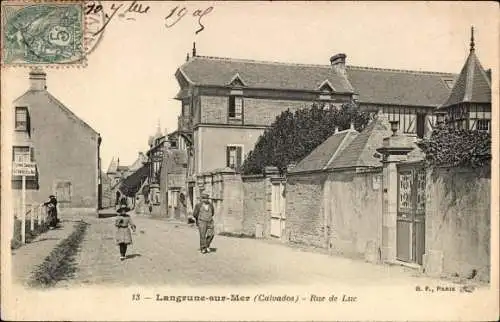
[{"left": 2, "top": 1, "right": 498, "bottom": 169}]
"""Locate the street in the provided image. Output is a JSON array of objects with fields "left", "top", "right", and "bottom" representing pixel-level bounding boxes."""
[{"left": 56, "top": 214, "right": 451, "bottom": 288}]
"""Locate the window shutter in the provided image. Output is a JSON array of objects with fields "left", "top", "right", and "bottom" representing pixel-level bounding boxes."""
[
  {"left": 12, "top": 148, "right": 15, "bottom": 162},
  {"left": 27, "top": 111, "right": 31, "bottom": 136},
  {"left": 226, "top": 146, "right": 231, "bottom": 167},
  {"left": 236, "top": 146, "right": 242, "bottom": 170},
  {"left": 30, "top": 147, "right": 35, "bottom": 161}
]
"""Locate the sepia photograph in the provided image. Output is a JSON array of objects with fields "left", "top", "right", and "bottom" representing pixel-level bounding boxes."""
[{"left": 1, "top": 1, "right": 498, "bottom": 321}]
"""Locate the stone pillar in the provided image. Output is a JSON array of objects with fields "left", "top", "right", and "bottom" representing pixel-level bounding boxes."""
[
  {"left": 217, "top": 168, "right": 243, "bottom": 234},
  {"left": 377, "top": 121, "right": 414, "bottom": 263}
]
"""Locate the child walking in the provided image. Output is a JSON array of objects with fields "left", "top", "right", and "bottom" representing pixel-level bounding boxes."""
[{"left": 115, "top": 204, "right": 136, "bottom": 261}]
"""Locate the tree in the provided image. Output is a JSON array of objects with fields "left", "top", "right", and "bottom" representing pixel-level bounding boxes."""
[{"left": 241, "top": 101, "right": 371, "bottom": 175}]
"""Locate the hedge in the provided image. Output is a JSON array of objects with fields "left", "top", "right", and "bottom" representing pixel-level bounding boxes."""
[
  {"left": 28, "top": 221, "right": 89, "bottom": 288},
  {"left": 416, "top": 125, "right": 491, "bottom": 168}
]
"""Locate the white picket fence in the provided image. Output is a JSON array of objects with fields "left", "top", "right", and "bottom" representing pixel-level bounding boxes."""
[{"left": 14, "top": 204, "right": 49, "bottom": 244}]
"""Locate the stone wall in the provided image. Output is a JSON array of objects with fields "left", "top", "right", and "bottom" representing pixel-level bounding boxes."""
[
  {"left": 200, "top": 95, "right": 309, "bottom": 125},
  {"left": 285, "top": 173, "right": 327, "bottom": 248},
  {"left": 196, "top": 169, "right": 244, "bottom": 234},
  {"left": 241, "top": 175, "right": 266, "bottom": 236},
  {"left": 423, "top": 166, "right": 491, "bottom": 282},
  {"left": 324, "top": 169, "right": 383, "bottom": 261}
]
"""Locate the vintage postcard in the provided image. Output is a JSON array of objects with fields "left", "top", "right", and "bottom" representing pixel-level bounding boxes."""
[{"left": 1, "top": 1, "right": 498, "bottom": 321}]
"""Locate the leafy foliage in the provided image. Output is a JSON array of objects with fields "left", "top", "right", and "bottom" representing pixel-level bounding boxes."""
[
  {"left": 29, "top": 221, "right": 89, "bottom": 288},
  {"left": 241, "top": 102, "right": 371, "bottom": 174},
  {"left": 416, "top": 125, "right": 491, "bottom": 168}
]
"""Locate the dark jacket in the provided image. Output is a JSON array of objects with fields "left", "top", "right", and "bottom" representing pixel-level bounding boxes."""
[{"left": 192, "top": 202, "right": 214, "bottom": 222}]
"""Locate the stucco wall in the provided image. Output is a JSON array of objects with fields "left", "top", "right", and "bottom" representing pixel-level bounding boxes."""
[
  {"left": 285, "top": 173, "right": 327, "bottom": 248},
  {"left": 197, "top": 126, "right": 264, "bottom": 173},
  {"left": 325, "top": 170, "right": 383, "bottom": 260},
  {"left": 424, "top": 167, "right": 490, "bottom": 281},
  {"left": 13, "top": 92, "right": 98, "bottom": 209}
]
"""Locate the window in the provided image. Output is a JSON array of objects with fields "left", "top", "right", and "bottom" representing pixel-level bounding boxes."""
[
  {"left": 55, "top": 181, "right": 72, "bottom": 202},
  {"left": 15, "top": 107, "right": 28, "bottom": 131},
  {"left": 416, "top": 113, "right": 426, "bottom": 138},
  {"left": 228, "top": 96, "right": 243, "bottom": 119},
  {"left": 13, "top": 146, "right": 31, "bottom": 163},
  {"left": 477, "top": 119, "right": 490, "bottom": 132},
  {"left": 226, "top": 145, "right": 243, "bottom": 170}
]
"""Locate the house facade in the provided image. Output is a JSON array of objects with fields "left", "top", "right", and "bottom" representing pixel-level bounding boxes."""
[
  {"left": 12, "top": 69, "right": 102, "bottom": 211},
  {"left": 174, "top": 45, "right": 456, "bottom": 206}
]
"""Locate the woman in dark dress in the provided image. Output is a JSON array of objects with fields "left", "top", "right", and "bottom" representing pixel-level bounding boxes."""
[{"left": 43, "top": 195, "right": 58, "bottom": 228}]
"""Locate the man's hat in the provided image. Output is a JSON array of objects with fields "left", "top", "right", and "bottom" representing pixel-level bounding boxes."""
[
  {"left": 49, "top": 195, "right": 56, "bottom": 198},
  {"left": 201, "top": 192, "right": 210, "bottom": 198},
  {"left": 117, "top": 204, "right": 130, "bottom": 213}
]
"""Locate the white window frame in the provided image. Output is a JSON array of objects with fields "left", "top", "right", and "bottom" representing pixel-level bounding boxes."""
[
  {"left": 476, "top": 119, "right": 490, "bottom": 132},
  {"left": 15, "top": 107, "right": 28, "bottom": 131},
  {"left": 13, "top": 146, "right": 31, "bottom": 163},
  {"left": 226, "top": 144, "right": 244, "bottom": 170},
  {"left": 228, "top": 96, "right": 243, "bottom": 119}
]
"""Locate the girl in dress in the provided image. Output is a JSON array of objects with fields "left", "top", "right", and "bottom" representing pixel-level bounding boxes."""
[{"left": 115, "top": 204, "right": 136, "bottom": 261}]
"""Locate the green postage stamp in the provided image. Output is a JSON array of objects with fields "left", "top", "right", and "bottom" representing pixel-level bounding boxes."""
[{"left": 1, "top": 1, "right": 85, "bottom": 66}]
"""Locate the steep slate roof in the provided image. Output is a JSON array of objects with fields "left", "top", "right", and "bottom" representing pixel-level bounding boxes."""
[
  {"left": 440, "top": 49, "right": 491, "bottom": 108},
  {"left": 119, "top": 165, "right": 149, "bottom": 197},
  {"left": 178, "top": 55, "right": 354, "bottom": 93},
  {"left": 177, "top": 55, "right": 457, "bottom": 107},
  {"left": 346, "top": 66, "right": 456, "bottom": 107},
  {"left": 327, "top": 116, "right": 393, "bottom": 169},
  {"left": 291, "top": 129, "right": 358, "bottom": 173}
]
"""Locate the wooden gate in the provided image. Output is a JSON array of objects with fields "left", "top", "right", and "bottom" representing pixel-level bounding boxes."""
[
  {"left": 397, "top": 164, "right": 426, "bottom": 264},
  {"left": 270, "top": 180, "right": 286, "bottom": 238}
]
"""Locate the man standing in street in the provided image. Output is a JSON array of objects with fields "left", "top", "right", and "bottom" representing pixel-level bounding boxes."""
[{"left": 192, "top": 193, "right": 215, "bottom": 254}]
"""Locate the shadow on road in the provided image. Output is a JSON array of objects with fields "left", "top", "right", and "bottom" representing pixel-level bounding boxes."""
[{"left": 126, "top": 254, "right": 141, "bottom": 259}]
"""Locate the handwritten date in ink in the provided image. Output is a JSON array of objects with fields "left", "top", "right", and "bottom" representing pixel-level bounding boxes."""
[
  {"left": 165, "top": 6, "right": 214, "bottom": 34},
  {"left": 86, "top": 1, "right": 150, "bottom": 36}
]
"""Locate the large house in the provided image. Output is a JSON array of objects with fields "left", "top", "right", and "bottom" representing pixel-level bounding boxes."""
[
  {"left": 174, "top": 43, "right": 458, "bottom": 203},
  {"left": 12, "top": 69, "right": 102, "bottom": 211}
]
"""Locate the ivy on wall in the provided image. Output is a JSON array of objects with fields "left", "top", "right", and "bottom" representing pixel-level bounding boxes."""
[
  {"left": 241, "top": 102, "right": 371, "bottom": 175},
  {"left": 416, "top": 125, "right": 491, "bottom": 168}
]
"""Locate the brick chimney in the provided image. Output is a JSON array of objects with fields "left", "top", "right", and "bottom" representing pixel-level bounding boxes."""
[
  {"left": 29, "top": 69, "right": 47, "bottom": 91},
  {"left": 330, "top": 53, "right": 347, "bottom": 76}
]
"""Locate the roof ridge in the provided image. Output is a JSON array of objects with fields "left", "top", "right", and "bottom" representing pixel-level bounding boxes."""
[
  {"left": 192, "top": 55, "right": 332, "bottom": 68},
  {"left": 346, "top": 65, "right": 457, "bottom": 76},
  {"left": 189, "top": 55, "right": 457, "bottom": 76}
]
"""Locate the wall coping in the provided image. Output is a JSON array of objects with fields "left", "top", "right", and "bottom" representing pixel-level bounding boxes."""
[{"left": 287, "top": 166, "right": 382, "bottom": 176}]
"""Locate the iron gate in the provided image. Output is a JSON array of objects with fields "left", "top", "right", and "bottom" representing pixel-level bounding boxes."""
[{"left": 397, "top": 164, "right": 426, "bottom": 264}]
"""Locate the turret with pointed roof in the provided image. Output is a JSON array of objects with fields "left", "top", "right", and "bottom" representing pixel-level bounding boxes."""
[{"left": 437, "top": 26, "right": 492, "bottom": 132}]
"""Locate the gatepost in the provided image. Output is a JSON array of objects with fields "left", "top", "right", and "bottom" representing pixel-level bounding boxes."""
[{"left": 376, "top": 121, "right": 414, "bottom": 263}]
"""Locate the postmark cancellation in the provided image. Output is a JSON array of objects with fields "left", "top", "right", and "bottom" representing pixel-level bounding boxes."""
[{"left": 1, "top": 0, "right": 92, "bottom": 67}]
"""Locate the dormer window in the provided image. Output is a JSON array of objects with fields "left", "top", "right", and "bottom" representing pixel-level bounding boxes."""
[
  {"left": 228, "top": 73, "right": 246, "bottom": 88},
  {"left": 443, "top": 78, "right": 455, "bottom": 89},
  {"left": 15, "top": 107, "right": 28, "bottom": 131}
]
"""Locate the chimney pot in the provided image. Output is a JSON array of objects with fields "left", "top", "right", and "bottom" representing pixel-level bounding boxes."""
[{"left": 29, "top": 69, "right": 47, "bottom": 91}]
